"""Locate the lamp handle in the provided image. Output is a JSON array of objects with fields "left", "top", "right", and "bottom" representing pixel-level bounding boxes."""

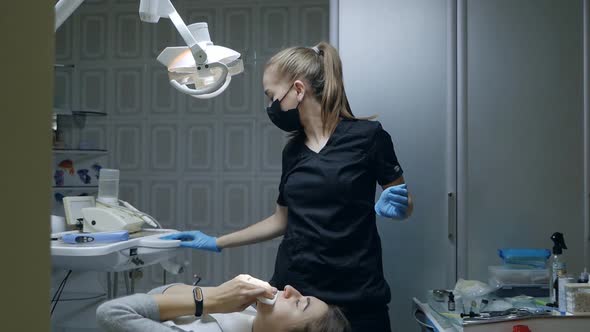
[
  {"left": 169, "top": 62, "right": 230, "bottom": 97},
  {"left": 190, "top": 75, "right": 232, "bottom": 99}
]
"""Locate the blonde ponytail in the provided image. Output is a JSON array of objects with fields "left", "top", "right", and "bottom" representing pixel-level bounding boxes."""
[{"left": 266, "top": 41, "right": 373, "bottom": 136}]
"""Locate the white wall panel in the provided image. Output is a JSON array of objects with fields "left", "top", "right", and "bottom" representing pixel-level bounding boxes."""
[
  {"left": 185, "top": 95, "right": 216, "bottom": 115},
  {"left": 80, "top": 68, "right": 107, "bottom": 113},
  {"left": 80, "top": 13, "right": 108, "bottom": 60},
  {"left": 119, "top": 179, "right": 143, "bottom": 210},
  {"left": 149, "top": 124, "right": 178, "bottom": 171},
  {"left": 221, "top": 247, "right": 251, "bottom": 280},
  {"left": 114, "top": 12, "right": 142, "bottom": 59},
  {"left": 300, "top": 6, "right": 329, "bottom": 44},
  {"left": 223, "top": 121, "right": 254, "bottom": 172},
  {"left": 149, "top": 180, "right": 178, "bottom": 229},
  {"left": 185, "top": 179, "right": 217, "bottom": 229},
  {"left": 221, "top": 180, "right": 253, "bottom": 230},
  {"left": 261, "top": 7, "right": 290, "bottom": 56},
  {"left": 186, "top": 121, "right": 217, "bottom": 172},
  {"left": 114, "top": 123, "right": 143, "bottom": 170},
  {"left": 80, "top": 125, "right": 107, "bottom": 150},
  {"left": 114, "top": 66, "right": 144, "bottom": 115},
  {"left": 55, "top": 18, "right": 73, "bottom": 61},
  {"left": 54, "top": 71, "right": 72, "bottom": 110}
]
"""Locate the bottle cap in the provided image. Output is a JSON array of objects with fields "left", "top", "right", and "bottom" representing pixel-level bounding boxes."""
[
  {"left": 513, "top": 325, "right": 531, "bottom": 332},
  {"left": 551, "top": 232, "right": 568, "bottom": 255}
]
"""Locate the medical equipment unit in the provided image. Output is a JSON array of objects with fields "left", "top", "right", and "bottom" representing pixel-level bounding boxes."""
[
  {"left": 52, "top": 168, "right": 182, "bottom": 272},
  {"left": 62, "top": 169, "right": 160, "bottom": 233},
  {"left": 54, "top": 0, "right": 243, "bottom": 99}
]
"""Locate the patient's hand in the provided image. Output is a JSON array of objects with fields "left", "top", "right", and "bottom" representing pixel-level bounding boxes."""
[{"left": 203, "top": 274, "right": 277, "bottom": 314}]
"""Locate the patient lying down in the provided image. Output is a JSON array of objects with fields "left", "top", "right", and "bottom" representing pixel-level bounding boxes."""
[{"left": 96, "top": 274, "right": 350, "bottom": 332}]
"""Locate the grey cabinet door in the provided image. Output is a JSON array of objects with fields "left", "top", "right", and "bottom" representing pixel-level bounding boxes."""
[
  {"left": 340, "top": 1, "right": 455, "bottom": 331},
  {"left": 461, "top": 0, "right": 585, "bottom": 281}
]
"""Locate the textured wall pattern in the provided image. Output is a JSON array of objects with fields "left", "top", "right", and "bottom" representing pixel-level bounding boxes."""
[{"left": 53, "top": 0, "right": 328, "bottom": 295}]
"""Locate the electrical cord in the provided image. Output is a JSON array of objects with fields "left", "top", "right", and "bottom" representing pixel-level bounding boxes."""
[
  {"left": 97, "top": 199, "right": 162, "bottom": 229},
  {"left": 50, "top": 270, "right": 72, "bottom": 316}
]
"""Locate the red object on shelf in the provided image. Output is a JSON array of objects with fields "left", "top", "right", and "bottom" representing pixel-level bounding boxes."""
[{"left": 513, "top": 325, "right": 531, "bottom": 332}]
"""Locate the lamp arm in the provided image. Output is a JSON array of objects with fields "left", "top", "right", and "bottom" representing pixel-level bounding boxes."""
[{"left": 55, "top": 0, "right": 85, "bottom": 31}]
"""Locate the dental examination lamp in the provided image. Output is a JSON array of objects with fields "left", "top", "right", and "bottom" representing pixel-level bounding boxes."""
[{"left": 55, "top": 0, "right": 243, "bottom": 99}]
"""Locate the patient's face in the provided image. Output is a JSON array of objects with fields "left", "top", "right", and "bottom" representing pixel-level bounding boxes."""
[{"left": 256, "top": 285, "right": 329, "bottom": 330}]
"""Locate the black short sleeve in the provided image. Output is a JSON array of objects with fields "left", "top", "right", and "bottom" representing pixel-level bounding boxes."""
[{"left": 372, "top": 123, "right": 403, "bottom": 186}]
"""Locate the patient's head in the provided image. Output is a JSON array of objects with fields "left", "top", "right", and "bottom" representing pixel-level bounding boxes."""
[{"left": 254, "top": 285, "right": 350, "bottom": 332}]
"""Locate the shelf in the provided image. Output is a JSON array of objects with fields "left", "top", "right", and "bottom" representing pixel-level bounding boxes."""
[
  {"left": 54, "top": 64, "right": 75, "bottom": 69},
  {"left": 53, "top": 149, "right": 108, "bottom": 155},
  {"left": 53, "top": 108, "right": 107, "bottom": 116},
  {"left": 52, "top": 186, "right": 98, "bottom": 190}
]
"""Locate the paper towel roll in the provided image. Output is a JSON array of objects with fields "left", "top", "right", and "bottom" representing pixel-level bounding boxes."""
[{"left": 51, "top": 215, "right": 66, "bottom": 233}]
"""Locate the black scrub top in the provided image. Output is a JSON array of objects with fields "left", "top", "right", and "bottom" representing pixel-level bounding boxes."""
[{"left": 269, "top": 118, "right": 404, "bottom": 309}]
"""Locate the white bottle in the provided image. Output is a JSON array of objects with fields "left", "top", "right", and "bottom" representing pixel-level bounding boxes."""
[{"left": 97, "top": 169, "right": 120, "bottom": 205}]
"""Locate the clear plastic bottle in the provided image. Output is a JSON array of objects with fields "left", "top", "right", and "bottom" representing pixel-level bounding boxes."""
[
  {"left": 549, "top": 232, "right": 567, "bottom": 304},
  {"left": 97, "top": 169, "right": 120, "bottom": 205}
]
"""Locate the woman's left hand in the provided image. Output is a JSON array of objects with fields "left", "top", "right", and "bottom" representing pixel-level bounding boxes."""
[
  {"left": 202, "top": 275, "right": 277, "bottom": 314},
  {"left": 374, "top": 184, "right": 409, "bottom": 219}
]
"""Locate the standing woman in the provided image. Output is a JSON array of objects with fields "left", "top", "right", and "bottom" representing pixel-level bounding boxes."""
[{"left": 163, "top": 42, "right": 413, "bottom": 331}]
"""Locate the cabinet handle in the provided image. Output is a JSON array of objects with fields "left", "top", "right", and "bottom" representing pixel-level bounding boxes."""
[{"left": 448, "top": 192, "right": 456, "bottom": 242}]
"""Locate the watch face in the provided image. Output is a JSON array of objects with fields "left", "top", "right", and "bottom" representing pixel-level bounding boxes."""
[{"left": 194, "top": 287, "right": 203, "bottom": 301}]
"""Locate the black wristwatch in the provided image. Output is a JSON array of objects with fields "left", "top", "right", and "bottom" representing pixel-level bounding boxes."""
[{"left": 192, "top": 286, "right": 204, "bottom": 317}]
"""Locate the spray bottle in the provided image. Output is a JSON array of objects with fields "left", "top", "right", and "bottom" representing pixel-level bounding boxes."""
[{"left": 549, "top": 232, "right": 567, "bottom": 305}]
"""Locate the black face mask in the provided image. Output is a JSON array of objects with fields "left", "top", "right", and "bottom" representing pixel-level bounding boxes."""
[{"left": 265, "top": 85, "right": 302, "bottom": 132}]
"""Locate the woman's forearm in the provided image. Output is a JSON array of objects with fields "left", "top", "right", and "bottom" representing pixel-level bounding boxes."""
[
  {"left": 152, "top": 293, "right": 195, "bottom": 321},
  {"left": 152, "top": 286, "right": 219, "bottom": 320},
  {"left": 216, "top": 206, "right": 287, "bottom": 249}
]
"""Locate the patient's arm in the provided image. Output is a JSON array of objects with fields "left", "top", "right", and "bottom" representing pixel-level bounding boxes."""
[
  {"left": 157, "top": 276, "right": 273, "bottom": 318},
  {"left": 97, "top": 277, "right": 271, "bottom": 331},
  {"left": 96, "top": 293, "right": 179, "bottom": 332},
  {"left": 216, "top": 204, "right": 287, "bottom": 248}
]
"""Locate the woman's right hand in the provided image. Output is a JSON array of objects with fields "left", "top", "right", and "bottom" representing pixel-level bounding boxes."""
[
  {"left": 203, "top": 274, "right": 277, "bottom": 314},
  {"left": 160, "top": 230, "right": 221, "bottom": 252}
]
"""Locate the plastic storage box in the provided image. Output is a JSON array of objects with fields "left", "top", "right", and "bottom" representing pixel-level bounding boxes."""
[
  {"left": 489, "top": 266, "right": 550, "bottom": 297},
  {"left": 489, "top": 266, "right": 550, "bottom": 286},
  {"left": 565, "top": 283, "right": 590, "bottom": 315},
  {"left": 498, "top": 248, "right": 551, "bottom": 268}
]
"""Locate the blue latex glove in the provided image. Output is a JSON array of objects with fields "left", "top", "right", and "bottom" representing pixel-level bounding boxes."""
[
  {"left": 374, "top": 184, "right": 409, "bottom": 219},
  {"left": 160, "top": 230, "right": 221, "bottom": 252}
]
